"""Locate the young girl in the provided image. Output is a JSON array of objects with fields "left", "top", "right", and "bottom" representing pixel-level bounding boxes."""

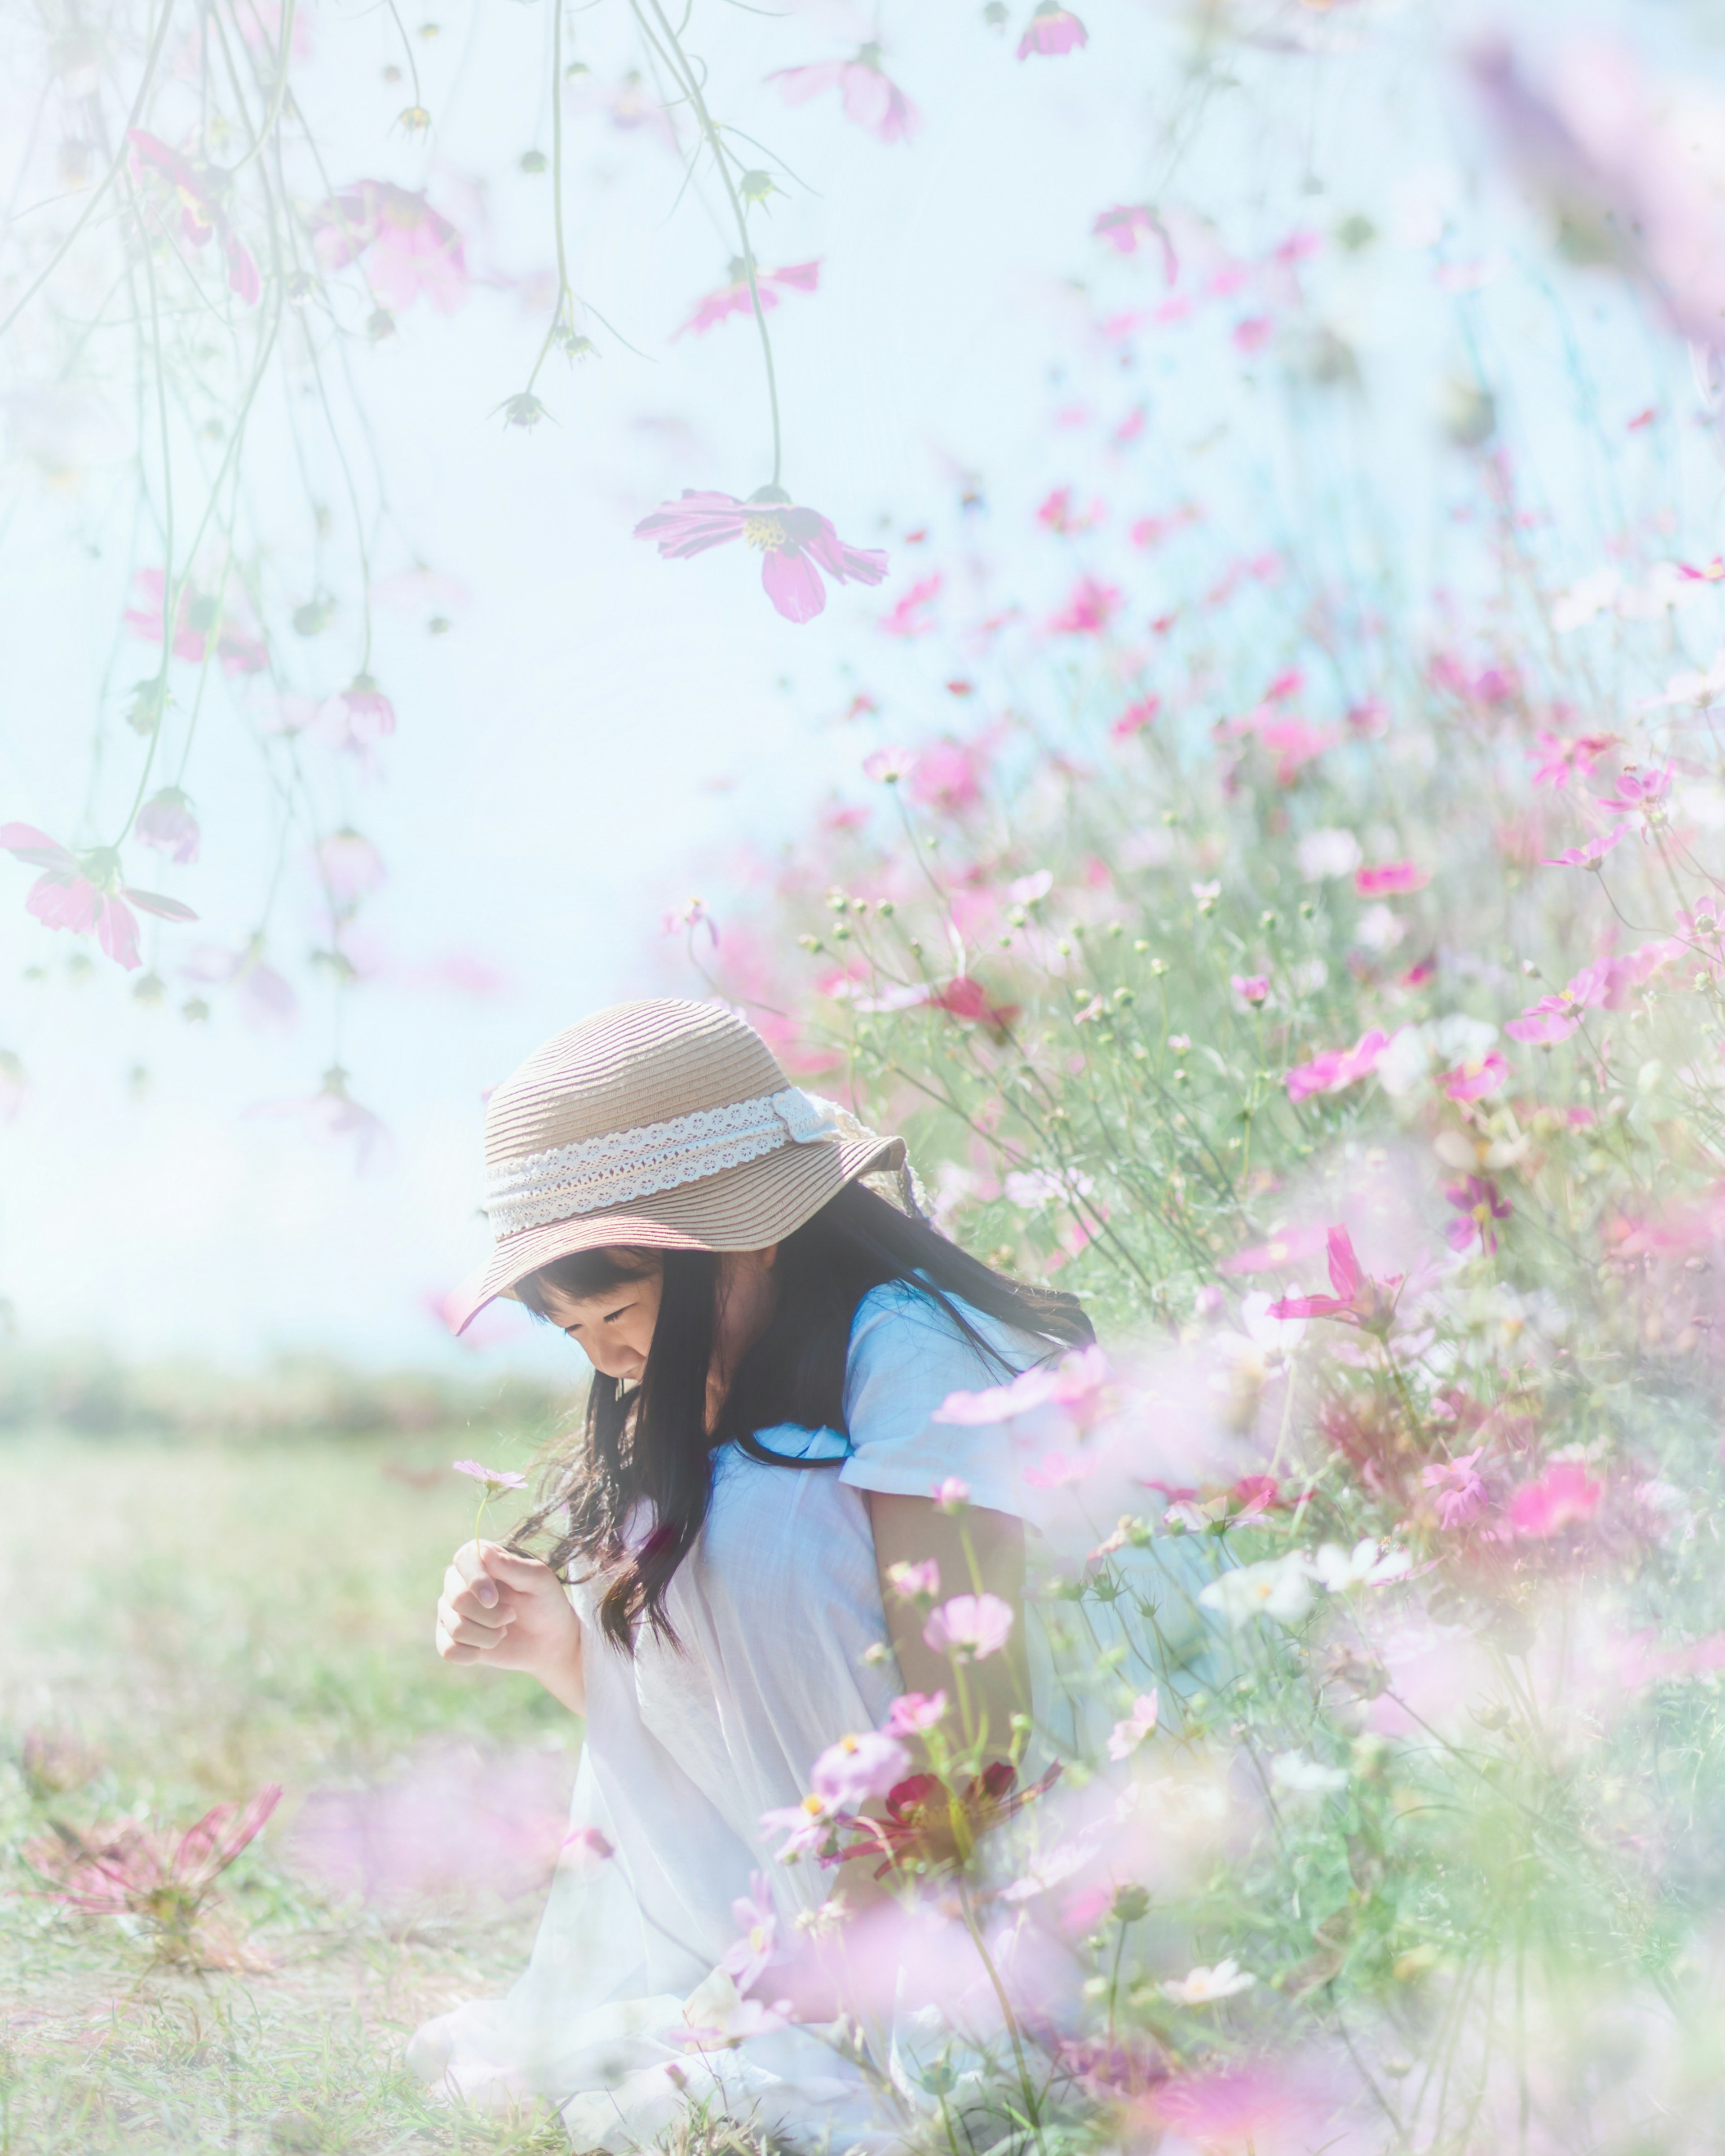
[{"left": 407, "top": 996, "right": 1090, "bottom": 2148}]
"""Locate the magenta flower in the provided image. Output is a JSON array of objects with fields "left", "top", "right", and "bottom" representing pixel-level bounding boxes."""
[
  {"left": 635, "top": 488, "right": 889, "bottom": 624},
  {"left": 1508, "top": 1460, "right": 1603, "bottom": 1538},
  {"left": 1285, "top": 1027, "right": 1389, "bottom": 1102},
  {"left": 1231, "top": 973, "right": 1270, "bottom": 1007},
  {"left": 1506, "top": 939, "right": 1676, "bottom": 1044},
  {"left": 1268, "top": 1225, "right": 1403, "bottom": 1333},
  {"left": 1110, "top": 694, "right": 1160, "bottom": 739},
  {"left": 923, "top": 1593, "right": 1015, "bottom": 1662},
  {"left": 134, "top": 788, "right": 200, "bottom": 866},
  {"left": 675, "top": 259, "right": 820, "bottom": 339},
  {"left": 1355, "top": 860, "right": 1429, "bottom": 897},
  {"left": 1438, "top": 1049, "right": 1508, "bottom": 1101},
  {"left": 811, "top": 1731, "right": 911, "bottom": 1811},
  {"left": 1597, "top": 763, "right": 1672, "bottom": 814},
  {"left": 124, "top": 570, "right": 268, "bottom": 674},
  {"left": 1445, "top": 1174, "right": 1512, "bottom": 1255},
  {"left": 1542, "top": 827, "right": 1624, "bottom": 868},
  {"left": 933, "top": 1476, "right": 972, "bottom": 1513},
  {"left": 766, "top": 46, "right": 920, "bottom": 144},
  {"left": 1048, "top": 574, "right": 1121, "bottom": 634},
  {"left": 310, "top": 182, "right": 467, "bottom": 312},
  {"left": 929, "top": 975, "right": 1022, "bottom": 1030},
  {"left": 1017, "top": 4, "right": 1088, "bottom": 59},
  {"left": 1422, "top": 1448, "right": 1486, "bottom": 1529},
  {"left": 1530, "top": 728, "right": 1619, "bottom": 788},
  {"left": 0, "top": 823, "right": 197, "bottom": 972},
  {"left": 884, "top": 1690, "right": 947, "bottom": 1737},
  {"left": 127, "top": 131, "right": 261, "bottom": 305}
]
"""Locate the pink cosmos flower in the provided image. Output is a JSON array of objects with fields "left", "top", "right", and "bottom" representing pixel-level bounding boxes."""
[
  {"left": 1508, "top": 1460, "right": 1603, "bottom": 1538},
  {"left": 451, "top": 1460, "right": 528, "bottom": 1492},
  {"left": 675, "top": 259, "right": 820, "bottom": 338},
  {"left": 1268, "top": 1225, "right": 1402, "bottom": 1332},
  {"left": 124, "top": 571, "right": 268, "bottom": 674},
  {"left": 720, "top": 1873, "right": 789, "bottom": 1995},
  {"left": 1438, "top": 1048, "right": 1508, "bottom": 1101},
  {"left": 1220, "top": 1223, "right": 1327, "bottom": 1276},
  {"left": 1092, "top": 204, "right": 1177, "bottom": 283},
  {"left": 1106, "top": 1692, "right": 1159, "bottom": 1762},
  {"left": 1355, "top": 860, "right": 1429, "bottom": 897},
  {"left": 1018, "top": 4, "right": 1088, "bottom": 59},
  {"left": 811, "top": 1731, "right": 911, "bottom": 1811},
  {"left": 1021, "top": 1449, "right": 1097, "bottom": 1490},
  {"left": 1285, "top": 1027, "right": 1389, "bottom": 1102},
  {"left": 1146, "top": 2067, "right": 1318, "bottom": 2145},
  {"left": 635, "top": 489, "right": 889, "bottom": 624},
  {"left": 317, "top": 828, "right": 386, "bottom": 903},
  {"left": 134, "top": 788, "right": 200, "bottom": 866},
  {"left": 862, "top": 745, "right": 919, "bottom": 784},
  {"left": 1505, "top": 939, "right": 1676, "bottom": 1044},
  {"left": 880, "top": 572, "right": 943, "bottom": 638},
  {"left": 1048, "top": 574, "right": 1121, "bottom": 634},
  {"left": 1542, "top": 828, "right": 1624, "bottom": 868},
  {"left": 1231, "top": 973, "right": 1270, "bottom": 1006},
  {"left": 886, "top": 1558, "right": 941, "bottom": 1603},
  {"left": 1530, "top": 728, "right": 1619, "bottom": 788},
  {"left": 1110, "top": 694, "right": 1160, "bottom": 739},
  {"left": 766, "top": 46, "right": 920, "bottom": 144},
  {"left": 934, "top": 1344, "right": 1109, "bottom": 1427},
  {"left": 933, "top": 1476, "right": 972, "bottom": 1513},
  {"left": 127, "top": 131, "right": 261, "bottom": 305},
  {"left": 910, "top": 739, "right": 989, "bottom": 815},
  {"left": 924, "top": 1593, "right": 1015, "bottom": 1661},
  {"left": 246, "top": 1066, "right": 390, "bottom": 1171},
  {"left": 1597, "top": 763, "right": 1672, "bottom": 814},
  {"left": 759, "top": 1793, "right": 841, "bottom": 1859},
  {"left": 1422, "top": 1448, "right": 1486, "bottom": 1528},
  {"left": 884, "top": 1691, "right": 947, "bottom": 1737},
  {"left": 1445, "top": 1174, "right": 1513, "bottom": 1254},
  {"left": 929, "top": 975, "right": 1021, "bottom": 1030},
  {"left": 29, "top": 1784, "right": 281, "bottom": 1945},
  {"left": 1035, "top": 487, "right": 1102, "bottom": 534},
  {"left": 318, "top": 675, "right": 397, "bottom": 757},
  {"left": 182, "top": 941, "right": 298, "bottom": 1031},
  {"left": 0, "top": 823, "right": 197, "bottom": 972},
  {"left": 310, "top": 182, "right": 467, "bottom": 312}
]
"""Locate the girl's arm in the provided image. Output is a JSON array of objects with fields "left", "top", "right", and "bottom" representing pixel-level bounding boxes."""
[
  {"left": 435, "top": 1540, "right": 587, "bottom": 1715},
  {"left": 866, "top": 1492, "right": 1029, "bottom": 1764}
]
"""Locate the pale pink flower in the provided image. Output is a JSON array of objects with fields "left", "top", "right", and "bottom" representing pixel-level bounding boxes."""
[
  {"left": 933, "top": 1476, "right": 972, "bottom": 1513},
  {"left": 810, "top": 1731, "right": 911, "bottom": 1811},
  {"left": 720, "top": 1872, "right": 788, "bottom": 1995},
  {"left": 1021, "top": 1449, "right": 1096, "bottom": 1491},
  {"left": 1355, "top": 860, "right": 1429, "bottom": 896},
  {"left": 923, "top": 1592, "right": 1015, "bottom": 1661},
  {"left": 451, "top": 1460, "right": 528, "bottom": 1492},
  {"left": 134, "top": 788, "right": 200, "bottom": 866},
  {"left": 1048, "top": 574, "right": 1120, "bottom": 634},
  {"left": 127, "top": 131, "right": 261, "bottom": 305},
  {"left": 181, "top": 941, "right": 298, "bottom": 1031},
  {"left": 246, "top": 1066, "right": 389, "bottom": 1171},
  {"left": 909, "top": 739, "right": 988, "bottom": 815},
  {"left": 767, "top": 46, "right": 920, "bottom": 144},
  {"left": 0, "top": 823, "right": 196, "bottom": 972},
  {"left": 317, "top": 828, "right": 386, "bottom": 903},
  {"left": 862, "top": 745, "right": 920, "bottom": 784},
  {"left": 318, "top": 675, "right": 397, "bottom": 756},
  {"left": 885, "top": 1690, "right": 947, "bottom": 1737},
  {"left": 934, "top": 1344, "right": 1109, "bottom": 1427},
  {"left": 880, "top": 572, "right": 943, "bottom": 638},
  {"left": 1267, "top": 1225, "right": 1402, "bottom": 1332},
  {"left": 1422, "top": 1448, "right": 1486, "bottom": 1528},
  {"left": 1110, "top": 694, "right": 1160, "bottom": 739},
  {"left": 1284, "top": 1027, "right": 1389, "bottom": 1102},
  {"left": 675, "top": 259, "right": 820, "bottom": 338},
  {"left": 1018, "top": 4, "right": 1088, "bottom": 59},
  {"left": 1149, "top": 2067, "right": 1318, "bottom": 2143},
  {"left": 123, "top": 570, "right": 267, "bottom": 673},
  {"left": 1106, "top": 1692, "right": 1159, "bottom": 1762},
  {"left": 29, "top": 1785, "right": 281, "bottom": 1943},
  {"left": 1220, "top": 1223, "right": 1327, "bottom": 1276},
  {"left": 1092, "top": 204, "right": 1177, "bottom": 281},
  {"left": 1542, "top": 828, "right": 1624, "bottom": 868},
  {"left": 1530, "top": 728, "right": 1619, "bottom": 788},
  {"left": 310, "top": 182, "right": 467, "bottom": 312},
  {"left": 1231, "top": 973, "right": 1270, "bottom": 1006},
  {"left": 759, "top": 1792, "right": 840, "bottom": 1858},
  {"left": 1597, "top": 762, "right": 1672, "bottom": 814},
  {"left": 1159, "top": 1958, "right": 1255, "bottom": 2005},
  {"left": 635, "top": 489, "right": 888, "bottom": 624},
  {"left": 887, "top": 1558, "right": 941, "bottom": 1603},
  {"left": 1508, "top": 1460, "right": 1602, "bottom": 1537}
]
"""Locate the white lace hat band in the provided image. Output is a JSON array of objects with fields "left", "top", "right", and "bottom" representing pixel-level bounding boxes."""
[{"left": 448, "top": 998, "right": 905, "bottom": 1333}]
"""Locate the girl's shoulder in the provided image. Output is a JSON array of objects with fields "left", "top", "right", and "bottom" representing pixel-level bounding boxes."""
[{"left": 845, "top": 1275, "right": 1040, "bottom": 1394}]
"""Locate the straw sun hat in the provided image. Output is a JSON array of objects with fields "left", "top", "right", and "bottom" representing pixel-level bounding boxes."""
[{"left": 450, "top": 998, "right": 907, "bottom": 1333}]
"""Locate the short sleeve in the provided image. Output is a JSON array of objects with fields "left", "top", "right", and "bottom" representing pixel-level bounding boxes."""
[{"left": 836, "top": 1281, "right": 1038, "bottom": 1518}]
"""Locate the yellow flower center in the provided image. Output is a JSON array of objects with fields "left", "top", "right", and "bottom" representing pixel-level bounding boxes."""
[{"left": 742, "top": 509, "right": 787, "bottom": 552}]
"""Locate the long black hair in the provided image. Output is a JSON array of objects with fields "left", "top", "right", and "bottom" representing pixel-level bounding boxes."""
[{"left": 509, "top": 1178, "right": 1092, "bottom": 1650}]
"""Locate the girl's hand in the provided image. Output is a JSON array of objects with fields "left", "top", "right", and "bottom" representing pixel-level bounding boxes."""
[{"left": 434, "top": 1540, "right": 585, "bottom": 1713}]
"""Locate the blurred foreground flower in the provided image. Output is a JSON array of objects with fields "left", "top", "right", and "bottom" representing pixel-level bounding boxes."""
[
  {"left": 1018, "top": 4, "right": 1088, "bottom": 59},
  {"left": 677, "top": 259, "right": 820, "bottom": 337},
  {"left": 634, "top": 489, "right": 889, "bottom": 623},
  {"left": 26, "top": 1785, "right": 279, "bottom": 1970},
  {"left": 309, "top": 181, "right": 467, "bottom": 311},
  {"left": 127, "top": 130, "right": 260, "bottom": 304},
  {"left": 0, "top": 823, "right": 197, "bottom": 971},
  {"left": 246, "top": 1065, "right": 389, "bottom": 1170},
  {"left": 1268, "top": 1226, "right": 1402, "bottom": 1333},
  {"left": 767, "top": 48, "right": 920, "bottom": 143}
]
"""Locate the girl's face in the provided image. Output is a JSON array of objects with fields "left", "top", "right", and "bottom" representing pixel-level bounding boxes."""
[{"left": 538, "top": 1264, "right": 663, "bottom": 1385}]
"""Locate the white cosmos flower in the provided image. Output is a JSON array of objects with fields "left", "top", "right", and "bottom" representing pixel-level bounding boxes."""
[
  {"left": 1272, "top": 1751, "right": 1350, "bottom": 1797},
  {"left": 1160, "top": 1958, "right": 1256, "bottom": 2005},
  {"left": 1199, "top": 1554, "right": 1314, "bottom": 1628},
  {"left": 1312, "top": 1538, "right": 1412, "bottom": 1592}
]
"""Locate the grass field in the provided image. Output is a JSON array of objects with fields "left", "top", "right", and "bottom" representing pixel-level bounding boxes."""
[{"left": 0, "top": 1424, "right": 591, "bottom": 2155}]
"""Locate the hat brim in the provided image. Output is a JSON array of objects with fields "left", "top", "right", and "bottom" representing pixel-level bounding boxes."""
[{"left": 448, "top": 1132, "right": 904, "bottom": 1335}]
